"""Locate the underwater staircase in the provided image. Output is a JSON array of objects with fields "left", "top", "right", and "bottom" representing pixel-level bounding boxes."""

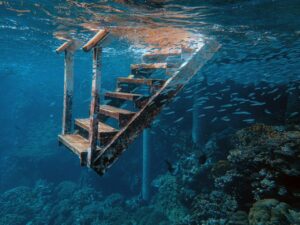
[{"left": 56, "top": 29, "right": 220, "bottom": 175}]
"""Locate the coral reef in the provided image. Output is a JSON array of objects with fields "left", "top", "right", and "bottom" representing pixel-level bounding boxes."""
[
  {"left": 214, "top": 124, "right": 300, "bottom": 208},
  {"left": 1, "top": 124, "right": 300, "bottom": 225},
  {"left": 190, "top": 191, "right": 237, "bottom": 224},
  {"left": 249, "top": 199, "right": 300, "bottom": 225}
]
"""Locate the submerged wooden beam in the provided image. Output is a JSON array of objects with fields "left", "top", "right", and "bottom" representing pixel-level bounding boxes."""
[
  {"left": 87, "top": 45, "right": 102, "bottom": 166},
  {"left": 82, "top": 29, "right": 109, "bottom": 52},
  {"left": 61, "top": 45, "right": 74, "bottom": 135}
]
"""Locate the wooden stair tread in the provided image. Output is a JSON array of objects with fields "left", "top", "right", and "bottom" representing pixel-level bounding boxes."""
[
  {"left": 75, "top": 119, "right": 118, "bottom": 133},
  {"left": 58, "top": 134, "right": 89, "bottom": 155},
  {"left": 142, "top": 50, "right": 181, "bottom": 61},
  {"left": 131, "top": 63, "right": 168, "bottom": 70},
  {"left": 100, "top": 105, "right": 135, "bottom": 117},
  {"left": 118, "top": 77, "right": 165, "bottom": 86},
  {"left": 105, "top": 91, "right": 143, "bottom": 101}
]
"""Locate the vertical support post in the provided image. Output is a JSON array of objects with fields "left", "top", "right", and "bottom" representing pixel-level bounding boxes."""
[
  {"left": 87, "top": 45, "right": 102, "bottom": 167},
  {"left": 192, "top": 76, "right": 207, "bottom": 146},
  {"left": 192, "top": 85, "right": 201, "bottom": 145},
  {"left": 142, "top": 128, "right": 150, "bottom": 201},
  {"left": 62, "top": 49, "right": 74, "bottom": 135}
]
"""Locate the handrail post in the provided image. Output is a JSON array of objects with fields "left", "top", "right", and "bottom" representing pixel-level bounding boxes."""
[
  {"left": 57, "top": 41, "right": 75, "bottom": 135},
  {"left": 82, "top": 28, "right": 109, "bottom": 167},
  {"left": 87, "top": 44, "right": 102, "bottom": 167}
]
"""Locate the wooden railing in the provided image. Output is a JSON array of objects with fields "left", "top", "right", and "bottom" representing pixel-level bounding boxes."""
[
  {"left": 56, "top": 40, "right": 75, "bottom": 135},
  {"left": 57, "top": 29, "right": 110, "bottom": 167},
  {"left": 83, "top": 29, "right": 109, "bottom": 166},
  {"left": 82, "top": 29, "right": 109, "bottom": 52}
]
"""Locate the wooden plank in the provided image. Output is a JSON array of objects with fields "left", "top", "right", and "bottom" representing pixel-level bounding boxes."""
[
  {"left": 105, "top": 91, "right": 149, "bottom": 109},
  {"left": 87, "top": 45, "right": 102, "bottom": 166},
  {"left": 82, "top": 29, "right": 109, "bottom": 52},
  {"left": 142, "top": 50, "right": 181, "bottom": 62},
  {"left": 117, "top": 77, "right": 165, "bottom": 86},
  {"left": 131, "top": 63, "right": 168, "bottom": 70},
  {"left": 75, "top": 119, "right": 118, "bottom": 133},
  {"left": 100, "top": 105, "right": 135, "bottom": 118},
  {"left": 92, "top": 40, "right": 221, "bottom": 175},
  {"left": 105, "top": 92, "right": 143, "bottom": 101},
  {"left": 100, "top": 105, "right": 135, "bottom": 127},
  {"left": 56, "top": 40, "right": 73, "bottom": 54},
  {"left": 58, "top": 134, "right": 88, "bottom": 165},
  {"left": 75, "top": 119, "right": 119, "bottom": 146},
  {"left": 62, "top": 49, "right": 74, "bottom": 135}
]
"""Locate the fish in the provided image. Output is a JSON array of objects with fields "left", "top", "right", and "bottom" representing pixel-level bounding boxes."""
[
  {"left": 250, "top": 101, "right": 266, "bottom": 106},
  {"left": 203, "top": 105, "right": 215, "bottom": 110},
  {"left": 233, "top": 111, "right": 252, "bottom": 115},
  {"left": 288, "top": 112, "right": 299, "bottom": 118},
  {"left": 273, "top": 94, "right": 281, "bottom": 101},
  {"left": 198, "top": 153, "right": 207, "bottom": 165},
  {"left": 264, "top": 109, "right": 272, "bottom": 114},
  {"left": 243, "top": 119, "right": 255, "bottom": 123},
  {"left": 174, "top": 117, "right": 184, "bottom": 123},
  {"left": 221, "top": 116, "right": 231, "bottom": 122},
  {"left": 164, "top": 111, "right": 175, "bottom": 115},
  {"left": 221, "top": 104, "right": 234, "bottom": 108},
  {"left": 211, "top": 117, "right": 218, "bottom": 123},
  {"left": 165, "top": 160, "right": 174, "bottom": 173},
  {"left": 268, "top": 88, "right": 279, "bottom": 94}
]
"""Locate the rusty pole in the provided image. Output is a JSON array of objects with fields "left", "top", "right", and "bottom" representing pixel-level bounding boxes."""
[
  {"left": 87, "top": 45, "right": 102, "bottom": 167},
  {"left": 62, "top": 49, "right": 74, "bottom": 135}
]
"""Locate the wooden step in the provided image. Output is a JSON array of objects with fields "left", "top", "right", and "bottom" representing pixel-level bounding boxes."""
[
  {"left": 131, "top": 63, "right": 168, "bottom": 70},
  {"left": 131, "top": 63, "right": 179, "bottom": 76},
  {"left": 58, "top": 134, "right": 89, "bottom": 165},
  {"left": 105, "top": 92, "right": 143, "bottom": 101},
  {"left": 117, "top": 77, "right": 166, "bottom": 87},
  {"left": 105, "top": 91, "right": 149, "bottom": 108},
  {"left": 100, "top": 105, "right": 135, "bottom": 126},
  {"left": 142, "top": 50, "right": 181, "bottom": 62},
  {"left": 75, "top": 119, "right": 118, "bottom": 145}
]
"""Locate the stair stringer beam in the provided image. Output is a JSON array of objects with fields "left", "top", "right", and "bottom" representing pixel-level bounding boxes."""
[{"left": 93, "top": 40, "right": 221, "bottom": 175}]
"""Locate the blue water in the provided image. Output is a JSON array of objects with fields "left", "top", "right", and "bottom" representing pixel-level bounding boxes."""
[{"left": 1, "top": 1, "right": 300, "bottom": 224}]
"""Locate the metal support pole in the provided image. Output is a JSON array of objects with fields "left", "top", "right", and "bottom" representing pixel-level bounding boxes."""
[
  {"left": 88, "top": 45, "right": 102, "bottom": 167},
  {"left": 62, "top": 50, "right": 74, "bottom": 135},
  {"left": 142, "top": 128, "right": 150, "bottom": 201},
  {"left": 192, "top": 76, "right": 207, "bottom": 146}
]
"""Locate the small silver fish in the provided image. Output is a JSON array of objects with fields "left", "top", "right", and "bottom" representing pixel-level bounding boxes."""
[
  {"left": 233, "top": 111, "right": 252, "bottom": 115},
  {"left": 174, "top": 117, "right": 184, "bottom": 123}
]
